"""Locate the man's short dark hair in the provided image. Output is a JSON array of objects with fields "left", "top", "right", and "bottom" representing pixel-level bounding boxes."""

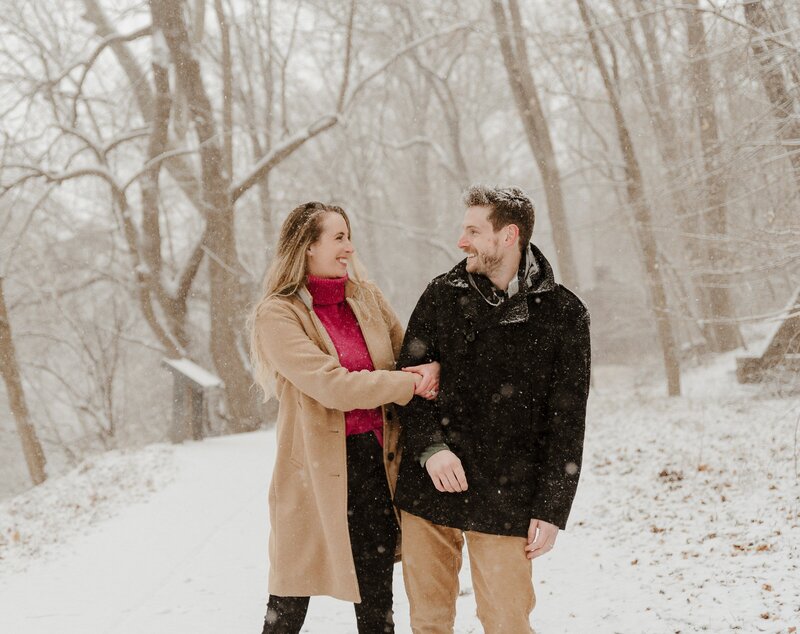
[{"left": 463, "top": 185, "right": 535, "bottom": 252}]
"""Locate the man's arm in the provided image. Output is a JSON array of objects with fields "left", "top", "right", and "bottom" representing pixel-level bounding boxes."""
[
  {"left": 397, "top": 281, "right": 442, "bottom": 450},
  {"left": 530, "top": 303, "right": 591, "bottom": 529},
  {"left": 398, "top": 281, "right": 467, "bottom": 493}
]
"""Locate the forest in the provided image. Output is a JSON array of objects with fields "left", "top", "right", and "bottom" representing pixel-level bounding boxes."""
[{"left": 1, "top": 0, "right": 798, "bottom": 493}]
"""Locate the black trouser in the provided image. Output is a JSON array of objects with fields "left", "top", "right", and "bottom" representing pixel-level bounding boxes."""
[{"left": 262, "top": 432, "right": 399, "bottom": 633}]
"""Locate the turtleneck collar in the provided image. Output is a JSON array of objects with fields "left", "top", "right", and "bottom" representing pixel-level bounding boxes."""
[{"left": 306, "top": 274, "right": 348, "bottom": 306}]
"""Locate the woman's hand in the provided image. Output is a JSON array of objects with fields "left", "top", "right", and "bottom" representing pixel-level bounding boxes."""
[{"left": 403, "top": 361, "right": 440, "bottom": 400}]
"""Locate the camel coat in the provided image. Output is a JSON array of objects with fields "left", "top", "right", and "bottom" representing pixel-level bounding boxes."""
[{"left": 255, "top": 280, "right": 416, "bottom": 603}]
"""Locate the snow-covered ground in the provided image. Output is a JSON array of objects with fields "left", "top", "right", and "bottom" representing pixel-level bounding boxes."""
[{"left": 1, "top": 358, "right": 799, "bottom": 633}]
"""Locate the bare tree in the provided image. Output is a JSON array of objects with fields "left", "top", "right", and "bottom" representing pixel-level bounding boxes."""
[
  {"left": 0, "top": 277, "right": 46, "bottom": 484},
  {"left": 576, "top": 0, "right": 681, "bottom": 395},
  {"left": 491, "top": 0, "right": 579, "bottom": 289},
  {"left": 150, "top": 0, "right": 275, "bottom": 431},
  {"left": 685, "top": 0, "right": 743, "bottom": 352},
  {"left": 743, "top": 0, "right": 800, "bottom": 193},
  {"left": 607, "top": 0, "right": 710, "bottom": 349}
]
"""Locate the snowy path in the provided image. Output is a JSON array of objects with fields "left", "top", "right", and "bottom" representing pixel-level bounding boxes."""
[
  {"left": 0, "top": 429, "right": 646, "bottom": 634},
  {"left": 2, "top": 359, "right": 799, "bottom": 632}
]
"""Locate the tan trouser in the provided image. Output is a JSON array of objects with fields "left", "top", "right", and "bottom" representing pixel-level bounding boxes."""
[{"left": 401, "top": 511, "right": 536, "bottom": 634}]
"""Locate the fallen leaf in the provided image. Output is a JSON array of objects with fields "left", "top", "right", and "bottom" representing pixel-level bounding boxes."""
[{"left": 658, "top": 469, "right": 684, "bottom": 482}]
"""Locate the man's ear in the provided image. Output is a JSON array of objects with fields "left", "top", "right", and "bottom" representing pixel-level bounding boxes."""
[{"left": 505, "top": 224, "right": 520, "bottom": 247}]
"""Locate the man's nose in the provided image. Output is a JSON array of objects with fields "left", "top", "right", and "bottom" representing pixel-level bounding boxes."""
[{"left": 457, "top": 234, "right": 469, "bottom": 249}]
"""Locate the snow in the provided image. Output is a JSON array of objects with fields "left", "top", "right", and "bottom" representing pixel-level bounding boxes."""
[
  {"left": 162, "top": 358, "right": 223, "bottom": 389},
  {"left": 1, "top": 357, "right": 799, "bottom": 633}
]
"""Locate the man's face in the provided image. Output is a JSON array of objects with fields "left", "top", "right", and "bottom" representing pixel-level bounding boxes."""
[{"left": 457, "top": 205, "right": 503, "bottom": 277}]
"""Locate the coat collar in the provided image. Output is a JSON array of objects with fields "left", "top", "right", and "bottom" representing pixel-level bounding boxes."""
[
  {"left": 294, "top": 279, "right": 365, "bottom": 358},
  {"left": 444, "top": 243, "right": 556, "bottom": 327},
  {"left": 444, "top": 243, "right": 556, "bottom": 294}
]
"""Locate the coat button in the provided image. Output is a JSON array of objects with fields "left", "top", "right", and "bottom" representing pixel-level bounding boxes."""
[
  {"left": 385, "top": 410, "right": 394, "bottom": 421},
  {"left": 387, "top": 452, "right": 395, "bottom": 461},
  {"left": 465, "top": 332, "right": 476, "bottom": 342}
]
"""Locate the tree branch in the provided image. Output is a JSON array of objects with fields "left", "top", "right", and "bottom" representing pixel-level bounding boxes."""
[{"left": 231, "top": 115, "right": 339, "bottom": 202}]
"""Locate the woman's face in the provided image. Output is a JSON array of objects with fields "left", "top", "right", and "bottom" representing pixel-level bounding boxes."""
[{"left": 306, "top": 212, "right": 354, "bottom": 278}]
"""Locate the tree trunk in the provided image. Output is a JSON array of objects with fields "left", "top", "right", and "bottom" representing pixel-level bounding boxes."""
[
  {"left": 743, "top": 0, "right": 800, "bottom": 193},
  {"left": 576, "top": 0, "right": 681, "bottom": 396},
  {"left": 0, "top": 277, "right": 47, "bottom": 485},
  {"left": 491, "top": 0, "right": 579, "bottom": 290},
  {"left": 151, "top": 0, "right": 261, "bottom": 432},
  {"left": 685, "top": 0, "right": 743, "bottom": 352},
  {"left": 628, "top": 0, "right": 713, "bottom": 350}
]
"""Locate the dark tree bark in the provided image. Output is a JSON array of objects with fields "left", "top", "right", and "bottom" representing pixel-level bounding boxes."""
[
  {"left": 0, "top": 277, "right": 47, "bottom": 485},
  {"left": 576, "top": 0, "right": 681, "bottom": 396},
  {"left": 491, "top": 0, "right": 579, "bottom": 290}
]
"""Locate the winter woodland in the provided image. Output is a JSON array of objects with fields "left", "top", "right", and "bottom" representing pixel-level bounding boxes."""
[{"left": 1, "top": 0, "right": 799, "bottom": 632}]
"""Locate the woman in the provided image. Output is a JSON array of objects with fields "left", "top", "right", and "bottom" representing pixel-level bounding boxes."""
[{"left": 249, "top": 201, "right": 439, "bottom": 633}]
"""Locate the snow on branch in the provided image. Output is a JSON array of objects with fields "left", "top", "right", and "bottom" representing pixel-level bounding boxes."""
[
  {"left": 230, "top": 115, "right": 339, "bottom": 202},
  {"left": 1, "top": 164, "right": 123, "bottom": 197},
  {"left": 231, "top": 21, "right": 476, "bottom": 203}
]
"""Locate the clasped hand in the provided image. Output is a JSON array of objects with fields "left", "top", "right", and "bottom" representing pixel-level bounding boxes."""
[{"left": 403, "top": 361, "right": 440, "bottom": 400}]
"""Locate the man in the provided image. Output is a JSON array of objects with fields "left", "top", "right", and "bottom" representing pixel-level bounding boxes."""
[{"left": 395, "top": 185, "right": 591, "bottom": 633}]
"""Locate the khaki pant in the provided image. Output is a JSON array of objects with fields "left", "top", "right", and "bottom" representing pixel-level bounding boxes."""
[{"left": 401, "top": 511, "right": 536, "bottom": 634}]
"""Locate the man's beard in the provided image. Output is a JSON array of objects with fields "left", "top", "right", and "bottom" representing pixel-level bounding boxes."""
[{"left": 466, "top": 250, "right": 502, "bottom": 277}]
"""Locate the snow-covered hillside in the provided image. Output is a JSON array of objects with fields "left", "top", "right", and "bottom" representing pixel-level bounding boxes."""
[{"left": 1, "top": 360, "right": 798, "bottom": 633}]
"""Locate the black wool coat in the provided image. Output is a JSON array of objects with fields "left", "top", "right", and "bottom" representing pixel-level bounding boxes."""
[{"left": 394, "top": 244, "right": 591, "bottom": 535}]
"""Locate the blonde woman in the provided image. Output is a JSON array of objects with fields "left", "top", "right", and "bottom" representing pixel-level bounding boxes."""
[{"left": 250, "top": 202, "right": 439, "bottom": 633}]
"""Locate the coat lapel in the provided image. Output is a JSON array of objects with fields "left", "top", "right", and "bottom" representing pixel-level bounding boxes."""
[{"left": 295, "top": 288, "right": 339, "bottom": 357}]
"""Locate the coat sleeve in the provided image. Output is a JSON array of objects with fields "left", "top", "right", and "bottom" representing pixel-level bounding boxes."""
[
  {"left": 256, "top": 299, "right": 417, "bottom": 411},
  {"left": 530, "top": 303, "right": 591, "bottom": 530},
  {"left": 397, "top": 281, "right": 445, "bottom": 458}
]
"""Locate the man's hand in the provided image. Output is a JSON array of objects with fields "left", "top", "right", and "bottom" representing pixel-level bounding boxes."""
[
  {"left": 525, "top": 519, "right": 558, "bottom": 560},
  {"left": 403, "top": 362, "right": 440, "bottom": 400},
  {"left": 425, "top": 449, "right": 468, "bottom": 493}
]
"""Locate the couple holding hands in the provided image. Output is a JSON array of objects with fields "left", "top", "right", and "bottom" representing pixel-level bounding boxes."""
[{"left": 250, "top": 185, "right": 591, "bottom": 633}]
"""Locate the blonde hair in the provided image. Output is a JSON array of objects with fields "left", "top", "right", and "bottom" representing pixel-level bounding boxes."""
[{"left": 248, "top": 201, "right": 368, "bottom": 400}]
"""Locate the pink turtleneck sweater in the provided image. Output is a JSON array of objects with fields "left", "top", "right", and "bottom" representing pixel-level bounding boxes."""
[{"left": 306, "top": 275, "right": 385, "bottom": 445}]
